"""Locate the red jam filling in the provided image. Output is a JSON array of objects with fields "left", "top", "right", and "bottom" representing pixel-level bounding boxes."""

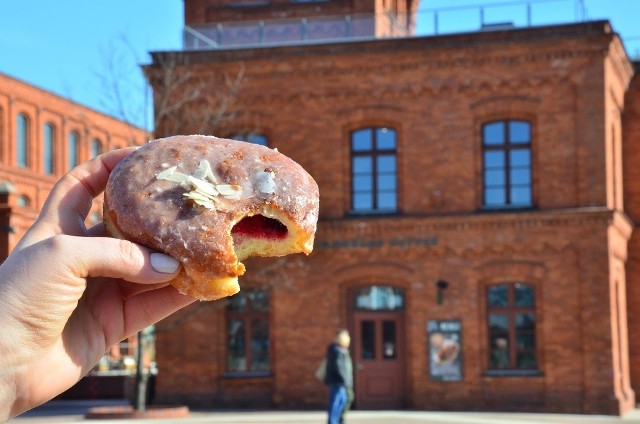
[{"left": 231, "top": 215, "right": 288, "bottom": 240}]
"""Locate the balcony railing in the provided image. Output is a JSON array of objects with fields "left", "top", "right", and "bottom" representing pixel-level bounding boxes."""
[
  {"left": 184, "top": 11, "right": 411, "bottom": 50},
  {"left": 182, "top": 0, "right": 638, "bottom": 55}
]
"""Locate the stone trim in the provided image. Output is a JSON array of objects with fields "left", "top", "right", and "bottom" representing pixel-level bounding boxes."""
[{"left": 319, "top": 208, "right": 623, "bottom": 236}]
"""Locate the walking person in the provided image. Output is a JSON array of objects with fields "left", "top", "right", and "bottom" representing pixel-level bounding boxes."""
[{"left": 324, "top": 328, "right": 354, "bottom": 424}]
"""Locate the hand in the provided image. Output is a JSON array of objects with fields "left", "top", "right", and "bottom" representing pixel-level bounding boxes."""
[{"left": 0, "top": 148, "right": 195, "bottom": 420}]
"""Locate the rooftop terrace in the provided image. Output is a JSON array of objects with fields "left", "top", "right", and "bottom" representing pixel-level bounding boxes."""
[{"left": 183, "top": 0, "right": 639, "bottom": 58}]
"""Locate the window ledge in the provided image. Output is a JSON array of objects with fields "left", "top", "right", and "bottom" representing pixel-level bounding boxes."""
[
  {"left": 483, "top": 369, "right": 542, "bottom": 378},
  {"left": 480, "top": 205, "right": 535, "bottom": 212},
  {"left": 348, "top": 210, "right": 399, "bottom": 217},
  {"left": 223, "top": 371, "right": 273, "bottom": 379}
]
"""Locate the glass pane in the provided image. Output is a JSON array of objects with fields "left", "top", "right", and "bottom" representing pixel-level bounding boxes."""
[
  {"left": 377, "top": 155, "right": 396, "bottom": 173},
  {"left": 485, "top": 188, "right": 506, "bottom": 205},
  {"left": 489, "top": 335, "right": 510, "bottom": 369},
  {"left": 227, "top": 319, "right": 246, "bottom": 372},
  {"left": 355, "top": 286, "right": 405, "bottom": 310},
  {"left": 484, "top": 169, "right": 505, "bottom": 186},
  {"left": 353, "top": 175, "right": 373, "bottom": 191},
  {"left": 250, "top": 318, "right": 269, "bottom": 371},
  {"left": 510, "top": 149, "right": 530, "bottom": 167},
  {"left": 376, "top": 128, "right": 396, "bottom": 150},
  {"left": 382, "top": 320, "right": 397, "bottom": 360},
  {"left": 483, "top": 122, "right": 505, "bottom": 145},
  {"left": 247, "top": 134, "right": 268, "bottom": 146},
  {"left": 353, "top": 193, "right": 373, "bottom": 211},
  {"left": 516, "top": 351, "right": 537, "bottom": 369},
  {"left": 352, "top": 129, "right": 373, "bottom": 151},
  {"left": 44, "top": 123, "right": 54, "bottom": 174},
  {"left": 91, "top": 139, "right": 102, "bottom": 158},
  {"left": 17, "top": 114, "right": 28, "bottom": 168},
  {"left": 484, "top": 151, "right": 505, "bottom": 168},
  {"left": 352, "top": 156, "right": 372, "bottom": 174},
  {"left": 489, "top": 311, "right": 510, "bottom": 369},
  {"left": 488, "top": 285, "right": 509, "bottom": 307},
  {"left": 231, "top": 133, "right": 268, "bottom": 146},
  {"left": 516, "top": 313, "right": 535, "bottom": 330},
  {"left": 516, "top": 333, "right": 536, "bottom": 349},
  {"left": 510, "top": 187, "right": 532, "bottom": 205},
  {"left": 377, "top": 191, "right": 397, "bottom": 211},
  {"left": 361, "top": 320, "right": 375, "bottom": 360},
  {"left": 510, "top": 168, "right": 531, "bottom": 185},
  {"left": 68, "top": 132, "right": 78, "bottom": 169},
  {"left": 227, "top": 292, "right": 247, "bottom": 312},
  {"left": 509, "top": 121, "right": 530, "bottom": 144},
  {"left": 249, "top": 289, "right": 269, "bottom": 312},
  {"left": 377, "top": 174, "right": 396, "bottom": 191},
  {"left": 17, "top": 196, "right": 29, "bottom": 207},
  {"left": 515, "top": 284, "right": 535, "bottom": 307}
]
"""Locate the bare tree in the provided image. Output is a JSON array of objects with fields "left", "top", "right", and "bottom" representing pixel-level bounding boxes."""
[
  {"left": 93, "top": 36, "right": 246, "bottom": 413},
  {"left": 145, "top": 52, "right": 245, "bottom": 137}
]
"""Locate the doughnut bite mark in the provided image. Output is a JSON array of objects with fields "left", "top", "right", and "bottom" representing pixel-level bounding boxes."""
[{"left": 103, "top": 135, "right": 319, "bottom": 301}]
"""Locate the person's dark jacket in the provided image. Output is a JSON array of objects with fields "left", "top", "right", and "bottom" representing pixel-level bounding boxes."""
[{"left": 324, "top": 342, "right": 353, "bottom": 388}]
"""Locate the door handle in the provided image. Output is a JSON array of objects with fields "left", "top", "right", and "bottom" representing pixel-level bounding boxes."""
[{"left": 356, "top": 363, "right": 364, "bottom": 370}]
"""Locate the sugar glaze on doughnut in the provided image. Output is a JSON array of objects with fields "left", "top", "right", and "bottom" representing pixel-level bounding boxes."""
[{"left": 103, "top": 135, "right": 319, "bottom": 300}]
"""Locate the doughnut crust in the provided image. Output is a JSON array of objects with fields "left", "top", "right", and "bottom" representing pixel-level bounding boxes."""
[{"left": 103, "top": 135, "right": 319, "bottom": 300}]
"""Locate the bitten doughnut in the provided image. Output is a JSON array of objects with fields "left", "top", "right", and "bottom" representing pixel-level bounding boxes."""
[{"left": 103, "top": 135, "right": 319, "bottom": 300}]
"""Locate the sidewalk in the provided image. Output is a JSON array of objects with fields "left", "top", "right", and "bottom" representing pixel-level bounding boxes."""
[{"left": 11, "top": 400, "right": 640, "bottom": 424}]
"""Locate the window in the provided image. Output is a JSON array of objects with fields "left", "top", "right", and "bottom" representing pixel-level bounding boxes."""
[
  {"left": 16, "top": 195, "right": 30, "bottom": 208},
  {"left": 354, "top": 285, "right": 405, "bottom": 310},
  {"left": 91, "top": 138, "right": 102, "bottom": 158},
  {"left": 43, "top": 123, "right": 55, "bottom": 175},
  {"left": 487, "top": 282, "right": 537, "bottom": 371},
  {"left": 351, "top": 127, "right": 397, "bottom": 213},
  {"left": 226, "top": 289, "right": 270, "bottom": 374},
  {"left": 16, "top": 113, "right": 29, "bottom": 168},
  {"left": 230, "top": 132, "right": 268, "bottom": 146},
  {"left": 482, "top": 120, "right": 532, "bottom": 207},
  {"left": 68, "top": 131, "right": 79, "bottom": 169}
]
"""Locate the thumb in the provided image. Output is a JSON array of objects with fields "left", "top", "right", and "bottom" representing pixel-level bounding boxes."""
[{"left": 57, "top": 235, "right": 182, "bottom": 284}]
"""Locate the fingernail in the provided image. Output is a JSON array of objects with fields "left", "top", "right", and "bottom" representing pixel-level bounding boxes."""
[{"left": 150, "top": 253, "right": 180, "bottom": 274}]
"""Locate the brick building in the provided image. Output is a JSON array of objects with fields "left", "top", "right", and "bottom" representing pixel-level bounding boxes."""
[
  {"left": 145, "top": 0, "right": 640, "bottom": 416},
  {"left": 0, "top": 72, "right": 149, "bottom": 257}
]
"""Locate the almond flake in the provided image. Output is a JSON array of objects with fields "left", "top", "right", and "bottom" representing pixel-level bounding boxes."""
[
  {"left": 188, "top": 176, "right": 219, "bottom": 197},
  {"left": 183, "top": 191, "right": 212, "bottom": 202},
  {"left": 194, "top": 159, "right": 218, "bottom": 184},
  {"left": 216, "top": 184, "right": 242, "bottom": 196},
  {"left": 156, "top": 166, "right": 177, "bottom": 179}
]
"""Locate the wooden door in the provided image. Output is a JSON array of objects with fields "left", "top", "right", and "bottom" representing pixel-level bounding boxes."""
[{"left": 352, "top": 311, "right": 406, "bottom": 409}]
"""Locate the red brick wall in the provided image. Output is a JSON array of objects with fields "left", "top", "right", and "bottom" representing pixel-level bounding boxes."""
[
  {"left": 623, "top": 64, "right": 640, "bottom": 396},
  {"left": 149, "top": 22, "right": 636, "bottom": 415},
  {"left": 0, "top": 72, "right": 149, "bottom": 252}
]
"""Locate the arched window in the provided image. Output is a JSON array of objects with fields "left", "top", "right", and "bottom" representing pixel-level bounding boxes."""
[
  {"left": 351, "top": 127, "right": 397, "bottom": 213},
  {"left": 91, "top": 138, "right": 102, "bottom": 158},
  {"left": 43, "top": 123, "right": 55, "bottom": 175},
  {"left": 16, "top": 113, "right": 29, "bottom": 168},
  {"left": 487, "top": 282, "right": 537, "bottom": 371},
  {"left": 354, "top": 285, "right": 405, "bottom": 310},
  {"left": 230, "top": 132, "right": 268, "bottom": 146},
  {"left": 16, "top": 195, "right": 30, "bottom": 208},
  {"left": 482, "top": 120, "right": 532, "bottom": 208},
  {"left": 68, "top": 131, "right": 79, "bottom": 169}
]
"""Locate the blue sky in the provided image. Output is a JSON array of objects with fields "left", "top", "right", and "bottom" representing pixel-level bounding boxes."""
[{"left": 0, "top": 0, "right": 637, "bottom": 130}]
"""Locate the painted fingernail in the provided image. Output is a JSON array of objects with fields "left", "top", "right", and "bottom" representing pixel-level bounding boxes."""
[{"left": 150, "top": 253, "right": 180, "bottom": 274}]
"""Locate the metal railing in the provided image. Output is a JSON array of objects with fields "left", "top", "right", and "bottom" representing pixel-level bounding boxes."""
[
  {"left": 415, "top": 0, "right": 585, "bottom": 37},
  {"left": 184, "top": 11, "right": 411, "bottom": 50},
  {"left": 181, "top": 0, "right": 640, "bottom": 53}
]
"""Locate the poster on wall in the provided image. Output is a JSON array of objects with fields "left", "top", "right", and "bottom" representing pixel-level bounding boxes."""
[{"left": 427, "top": 320, "right": 462, "bottom": 382}]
